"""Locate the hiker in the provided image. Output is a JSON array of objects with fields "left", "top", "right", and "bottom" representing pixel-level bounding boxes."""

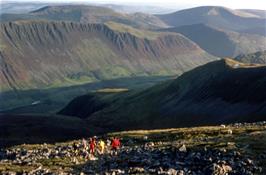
[
  {"left": 72, "top": 142, "right": 78, "bottom": 156},
  {"left": 105, "top": 139, "right": 111, "bottom": 154},
  {"left": 89, "top": 137, "right": 96, "bottom": 156},
  {"left": 111, "top": 137, "right": 121, "bottom": 155},
  {"left": 98, "top": 139, "right": 105, "bottom": 154},
  {"left": 107, "top": 139, "right": 111, "bottom": 146},
  {"left": 82, "top": 138, "right": 89, "bottom": 159}
]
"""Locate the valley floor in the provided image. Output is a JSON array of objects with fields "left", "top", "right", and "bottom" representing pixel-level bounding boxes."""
[{"left": 0, "top": 122, "right": 266, "bottom": 175}]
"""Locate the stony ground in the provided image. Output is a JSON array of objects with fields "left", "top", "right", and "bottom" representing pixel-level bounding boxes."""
[{"left": 0, "top": 122, "right": 266, "bottom": 175}]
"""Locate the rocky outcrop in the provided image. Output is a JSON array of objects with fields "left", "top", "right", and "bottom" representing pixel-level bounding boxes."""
[{"left": 235, "top": 51, "right": 266, "bottom": 64}]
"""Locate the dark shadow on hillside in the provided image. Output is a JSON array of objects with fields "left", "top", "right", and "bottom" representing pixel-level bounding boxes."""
[
  {"left": 1, "top": 112, "right": 265, "bottom": 149},
  {"left": 0, "top": 76, "right": 172, "bottom": 115},
  {"left": 0, "top": 114, "right": 104, "bottom": 149}
]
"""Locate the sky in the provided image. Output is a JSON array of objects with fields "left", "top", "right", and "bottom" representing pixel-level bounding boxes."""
[{"left": 2, "top": 0, "right": 266, "bottom": 10}]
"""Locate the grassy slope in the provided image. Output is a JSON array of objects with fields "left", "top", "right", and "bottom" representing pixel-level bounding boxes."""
[
  {"left": 160, "top": 24, "right": 266, "bottom": 57},
  {"left": 0, "top": 114, "right": 92, "bottom": 148},
  {"left": 60, "top": 59, "right": 266, "bottom": 131}
]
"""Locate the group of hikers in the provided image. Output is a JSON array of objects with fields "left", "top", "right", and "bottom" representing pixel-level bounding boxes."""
[{"left": 73, "top": 136, "right": 121, "bottom": 160}]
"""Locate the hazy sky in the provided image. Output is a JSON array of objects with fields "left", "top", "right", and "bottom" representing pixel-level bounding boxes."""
[{"left": 2, "top": 0, "right": 266, "bottom": 10}]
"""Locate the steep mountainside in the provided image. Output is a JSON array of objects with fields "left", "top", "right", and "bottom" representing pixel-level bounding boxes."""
[
  {"left": 161, "top": 24, "right": 266, "bottom": 57},
  {"left": 0, "top": 21, "right": 214, "bottom": 91},
  {"left": 157, "top": 6, "right": 266, "bottom": 35},
  {"left": 235, "top": 51, "right": 266, "bottom": 64},
  {"left": 60, "top": 59, "right": 266, "bottom": 131},
  {"left": 0, "top": 5, "right": 168, "bottom": 29}
]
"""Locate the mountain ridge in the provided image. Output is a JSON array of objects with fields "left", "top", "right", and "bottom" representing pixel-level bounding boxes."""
[
  {"left": 0, "top": 21, "right": 214, "bottom": 91},
  {"left": 60, "top": 58, "right": 266, "bottom": 131},
  {"left": 0, "top": 5, "right": 168, "bottom": 29},
  {"left": 160, "top": 23, "right": 266, "bottom": 57}
]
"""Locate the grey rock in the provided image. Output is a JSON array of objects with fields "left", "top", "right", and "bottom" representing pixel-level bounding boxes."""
[
  {"left": 178, "top": 145, "right": 187, "bottom": 152},
  {"left": 167, "top": 168, "right": 177, "bottom": 175},
  {"left": 129, "top": 167, "right": 145, "bottom": 173}
]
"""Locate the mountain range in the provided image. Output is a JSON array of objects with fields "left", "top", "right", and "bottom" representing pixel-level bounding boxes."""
[
  {"left": 0, "top": 2, "right": 176, "bottom": 15},
  {"left": 157, "top": 6, "right": 266, "bottom": 57},
  {"left": 0, "top": 5, "right": 168, "bottom": 29},
  {"left": 0, "top": 4, "right": 265, "bottom": 126},
  {"left": 1, "top": 5, "right": 265, "bottom": 59}
]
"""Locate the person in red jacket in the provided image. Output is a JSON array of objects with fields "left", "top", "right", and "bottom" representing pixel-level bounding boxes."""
[
  {"left": 111, "top": 137, "right": 121, "bottom": 155},
  {"left": 89, "top": 137, "right": 96, "bottom": 156}
]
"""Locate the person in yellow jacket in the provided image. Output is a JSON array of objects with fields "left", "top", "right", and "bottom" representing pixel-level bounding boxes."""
[{"left": 98, "top": 139, "right": 105, "bottom": 154}]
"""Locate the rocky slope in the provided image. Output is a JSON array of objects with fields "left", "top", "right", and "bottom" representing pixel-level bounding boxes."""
[
  {"left": 60, "top": 59, "right": 266, "bottom": 131},
  {"left": 0, "top": 122, "right": 265, "bottom": 174},
  {"left": 235, "top": 51, "right": 266, "bottom": 64},
  {"left": 0, "top": 21, "right": 214, "bottom": 91},
  {"left": 161, "top": 24, "right": 266, "bottom": 57}
]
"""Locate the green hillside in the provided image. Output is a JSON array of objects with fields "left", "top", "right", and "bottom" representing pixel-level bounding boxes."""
[{"left": 60, "top": 58, "right": 266, "bottom": 132}]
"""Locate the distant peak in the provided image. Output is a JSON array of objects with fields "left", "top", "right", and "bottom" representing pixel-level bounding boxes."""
[
  {"left": 30, "top": 5, "right": 115, "bottom": 14},
  {"left": 30, "top": 5, "right": 50, "bottom": 13}
]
